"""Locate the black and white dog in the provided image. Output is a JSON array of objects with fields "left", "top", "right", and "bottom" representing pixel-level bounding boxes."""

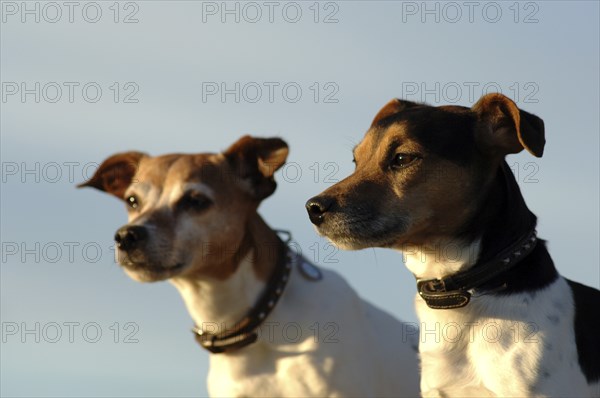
[{"left": 306, "top": 93, "right": 600, "bottom": 397}]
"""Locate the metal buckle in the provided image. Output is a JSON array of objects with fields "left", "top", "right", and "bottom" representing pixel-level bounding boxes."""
[
  {"left": 417, "top": 279, "right": 471, "bottom": 309},
  {"left": 417, "top": 278, "right": 446, "bottom": 293}
]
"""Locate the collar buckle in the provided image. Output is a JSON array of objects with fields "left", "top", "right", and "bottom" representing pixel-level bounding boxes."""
[
  {"left": 417, "top": 278, "right": 446, "bottom": 293},
  {"left": 417, "top": 278, "right": 471, "bottom": 309},
  {"left": 414, "top": 228, "right": 537, "bottom": 310}
]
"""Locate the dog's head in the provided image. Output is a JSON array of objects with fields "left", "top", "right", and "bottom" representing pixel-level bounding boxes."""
[
  {"left": 306, "top": 93, "right": 545, "bottom": 250},
  {"left": 79, "top": 136, "right": 288, "bottom": 282}
]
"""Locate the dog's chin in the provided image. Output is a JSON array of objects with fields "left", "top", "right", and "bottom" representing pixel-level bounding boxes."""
[
  {"left": 119, "top": 258, "right": 188, "bottom": 282},
  {"left": 325, "top": 234, "right": 401, "bottom": 251},
  {"left": 325, "top": 237, "right": 371, "bottom": 250},
  {"left": 116, "top": 249, "right": 191, "bottom": 282},
  {"left": 316, "top": 228, "right": 402, "bottom": 251},
  {"left": 315, "top": 219, "right": 407, "bottom": 251}
]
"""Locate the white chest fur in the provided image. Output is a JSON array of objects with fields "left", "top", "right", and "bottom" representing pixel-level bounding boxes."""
[
  {"left": 172, "top": 252, "right": 420, "bottom": 397},
  {"left": 404, "top": 241, "right": 589, "bottom": 397},
  {"left": 417, "top": 277, "right": 588, "bottom": 397}
]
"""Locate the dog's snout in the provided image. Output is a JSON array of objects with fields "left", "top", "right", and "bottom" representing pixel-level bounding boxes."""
[
  {"left": 305, "top": 196, "right": 334, "bottom": 225},
  {"left": 114, "top": 225, "right": 148, "bottom": 251}
]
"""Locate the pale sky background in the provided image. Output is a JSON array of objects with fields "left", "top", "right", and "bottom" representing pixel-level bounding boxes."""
[{"left": 1, "top": 1, "right": 599, "bottom": 397}]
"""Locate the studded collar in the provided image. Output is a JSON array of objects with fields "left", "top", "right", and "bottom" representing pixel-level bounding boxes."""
[
  {"left": 417, "top": 229, "right": 538, "bottom": 310},
  {"left": 191, "top": 232, "right": 299, "bottom": 354}
]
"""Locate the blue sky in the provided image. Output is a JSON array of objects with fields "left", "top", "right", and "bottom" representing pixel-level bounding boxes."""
[{"left": 1, "top": 1, "right": 599, "bottom": 396}]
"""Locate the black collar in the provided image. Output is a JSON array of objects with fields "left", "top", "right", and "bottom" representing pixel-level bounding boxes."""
[
  {"left": 191, "top": 236, "right": 295, "bottom": 354},
  {"left": 417, "top": 229, "right": 538, "bottom": 309}
]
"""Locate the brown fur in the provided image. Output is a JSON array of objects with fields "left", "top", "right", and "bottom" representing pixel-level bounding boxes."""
[
  {"left": 307, "top": 93, "right": 544, "bottom": 251},
  {"left": 79, "top": 136, "right": 289, "bottom": 283},
  {"left": 78, "top": 151, "right": 147, "bottom": 199}
]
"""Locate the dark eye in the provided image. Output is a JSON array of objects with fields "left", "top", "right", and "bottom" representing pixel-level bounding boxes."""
[
  {"left": 178, "top": 191, "right": 213, "bottom": 212},
  {"left": 126, "top": 195, "right": 139, "bottom": 209},
  {"left": 391, "top": 153, "right": 419, "bottom": 169}
]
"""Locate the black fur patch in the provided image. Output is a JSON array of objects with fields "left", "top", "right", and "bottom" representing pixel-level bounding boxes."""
[
  {"left": 567, "top": 280, "right": 600, "bottom": 383},
  {"left": 458, "top": 162, "right": 559, "bottom": 294},
  {"left": 373, "top": 106, "right": 477, "bottom": 166}
]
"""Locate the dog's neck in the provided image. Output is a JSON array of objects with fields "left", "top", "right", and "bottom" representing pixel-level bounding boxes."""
[
  {"left": 402, "top": 238, "right": 481, "bottom": 280},
  {"left": 170, "top": 214, "right": 282, "bottom": 333},
  {"left": 404, "top": 161, "right": 557, "bottom": 293},
  {"left": 404, "top": 162, "right": 532, "bottom": 280},
  {"left": 468, "top": 162, "right": 538, "bottom": 262}
]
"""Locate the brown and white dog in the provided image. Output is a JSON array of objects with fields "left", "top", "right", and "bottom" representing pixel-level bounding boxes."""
[
  {"left": 79, "top": 136, "right": 420, "bottom": 397},
  {"left": 306, "top": 94, "right": 600, "bottom": 397}
]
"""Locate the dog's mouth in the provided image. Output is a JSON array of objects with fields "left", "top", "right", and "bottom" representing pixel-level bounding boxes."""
[
  {"left": 121, "top": 259, "right": 185, "bottom": 272},
  {"left": 316, "top": 214, "right": 410, "bottom": 250},
  {"left": 117, "top": 251, "right": 188, "bottom": 281},
  {"left": 322, "top": 230, "right": 403, "bottom": 251}
]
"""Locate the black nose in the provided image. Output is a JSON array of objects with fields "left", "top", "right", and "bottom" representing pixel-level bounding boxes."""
[
  {"left": 305, "top": 196, "right": 334, "bottom": 226},
  {"left": 114, "top": 225, "right": 147, "bottom": 251}
]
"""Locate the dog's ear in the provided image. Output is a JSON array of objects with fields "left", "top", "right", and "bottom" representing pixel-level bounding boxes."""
[
  {"left": 77, "top": 151, "right": 147, "bottom": 199},
  {"left": 371, "top": 98, "right": 421, "bottom": 127},
  {"left": 224, "top": 135, "right": 289, "bottom": 200},
  {"left": 472, "top": 93, "right": 545, "bottom": 157}
]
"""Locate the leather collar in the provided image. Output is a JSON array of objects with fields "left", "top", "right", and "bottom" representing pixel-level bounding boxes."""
[
  {"left": 191, "top": 233, "right": 296, "bottom": 354},
  {"left": 417, "top": 229, "right": 538, "bottom": 310}
]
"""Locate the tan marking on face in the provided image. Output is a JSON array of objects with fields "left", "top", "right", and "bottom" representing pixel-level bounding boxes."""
[
  {"left": 119, "top": 152, "right": 278, "bottom": 282},
  {"left": 387, "top": 155, "right": 476, "bottom": 246},
  {"left": 133, "top": 154, "right": 182, "bottom": 193},
  {"left": 315, "top": 122, "right": 480, "bottom": 249},
  {"left": 380, "top": 124, "right": 479, "bottom": 245}
]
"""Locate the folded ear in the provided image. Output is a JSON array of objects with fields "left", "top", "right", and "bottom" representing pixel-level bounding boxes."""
[
  {"left": 472, "top": 93, "right": 545, "bottom": 157},
  {"left": 77, "top": 151, "right": 147, "bottom": 199},
  {"left": 224, "top": 135, "right": 289, "bottom": 200},
  {"left": 371, "top": 98, "right": 422, "bottom": 127}
]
